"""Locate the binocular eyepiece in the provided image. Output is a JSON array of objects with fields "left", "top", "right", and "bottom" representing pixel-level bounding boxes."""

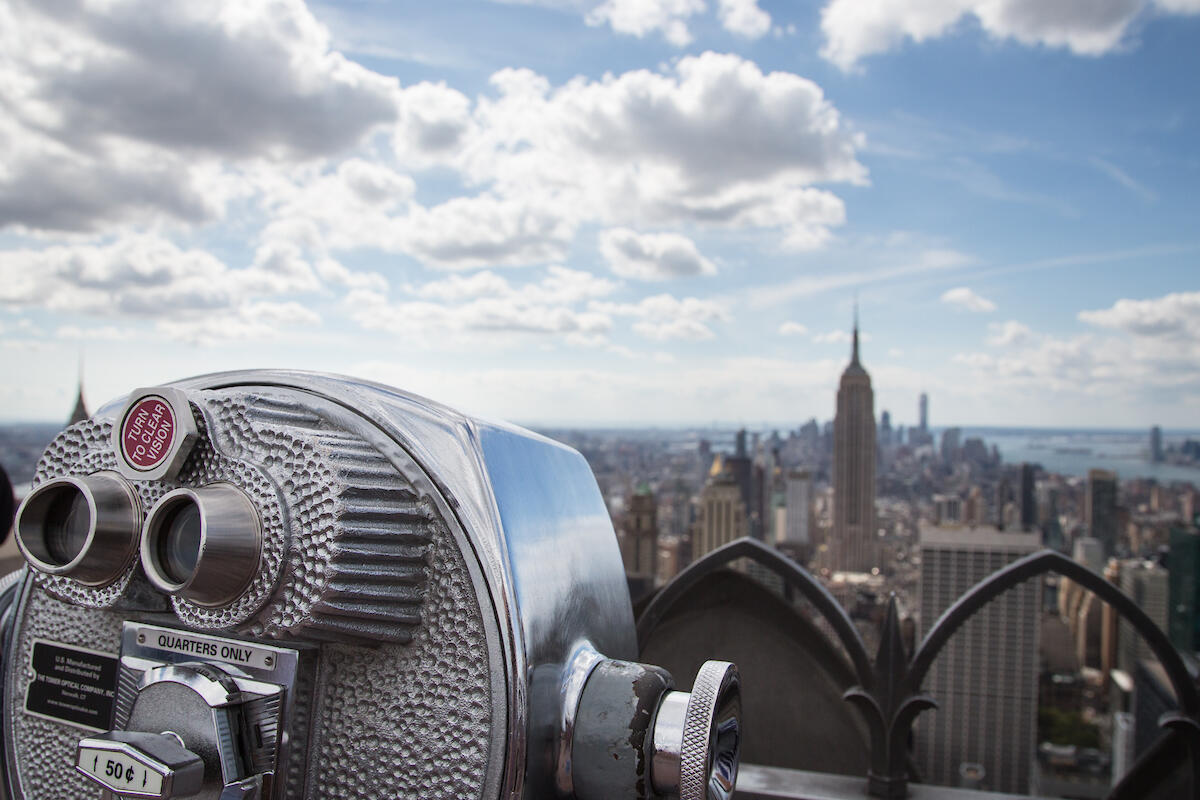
[
  {"left": 15, "top": 472, "right": 140, "bottom": 586},
  {"left": 2, "top": 371, "right": 741, "bottom": 800},
  {"left": 17, "top": 475, "right": 261, "bottom": 607}
]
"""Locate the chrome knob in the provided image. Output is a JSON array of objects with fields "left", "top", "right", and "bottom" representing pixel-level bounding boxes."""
[
  {"left": 651, "top": 660, "right": 741, "bottom": 800},
  {"left": 76, "top": 730, "right": 204, "bottom": 798}
]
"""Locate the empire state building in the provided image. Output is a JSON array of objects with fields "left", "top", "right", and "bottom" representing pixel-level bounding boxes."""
[{"left": 832, "top": 314, "right": 876, "bottom": 573}]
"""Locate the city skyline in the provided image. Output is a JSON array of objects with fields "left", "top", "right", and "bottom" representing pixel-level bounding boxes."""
[{"left": 1, "top": 1, "right": 1198, "bottom": 427}]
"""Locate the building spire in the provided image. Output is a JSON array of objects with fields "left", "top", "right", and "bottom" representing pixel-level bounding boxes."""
[
  {"left": 68, "top": 351, "right": 89, "bottom": 425},
  {"left": 851, "top": 295, "right": 860, "bottom": 365}
]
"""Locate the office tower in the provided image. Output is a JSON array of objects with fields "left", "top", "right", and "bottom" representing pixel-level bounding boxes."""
[
  {"left": 725, "top": 428, "right": 758, "bottom": 539},
  {"left": 933, "top": 494, "right": 964, "bottom": 525},
  {"left": 1183, "top": 488, "right": 1198, "bottom": 528},
  {"left": 916, "top": 525, "right": 1041, "bottom": 794},
  {"left": 1086, "top": 469, "right": 1119, "bottom": 556},
  {"left": 940, "top": 427, "right": 961, "bottom": 464},
  {"left": 1168, "top": 528, "right": 1200, "bottom": 653},
  {"left": 619, "top": 487, "right": 659, "bottom": 600},
  {"left": 1102, "top": 559, "right": 1121, "bottom": 681},
  {"left": 776, "top": 470, "right": 812, "bottom": 561},
  {"left": 1059, "top": 536, "right": 1103, "bottom": 627},
  {"left": 880, "top": 410, "right": 892, "bottom": 446},
  {"left": 1150, "top": 425, "right": 1163, "bottom": 463},
  {"left": 1017, "top": 463, "right": 1035, "bottom": 531},
  {"left": 919, "top": 392, "right": 929, "bottom": 432},
  {"left": 1073, "top": 537, "right": 1105, "bottom": 572},
  {"left": 965, "top": 486, "right": 986, "bottom": 526},
  {"left": 832, "top": 312, "right": 876, "bottom": 572},
  {"left": 995, "top": 478, "right": 1012, "bottom": 530},
  {"left": 694, "top": 469, "right": 746, "bottom": 560},
  {"left": 1117, "top": 559, "right": 1169, "bottom": 674}
]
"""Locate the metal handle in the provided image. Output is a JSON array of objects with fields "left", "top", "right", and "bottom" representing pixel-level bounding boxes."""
[
  {"left": 652, "top": 660, "right": 741, "bottom": 800},
  {"left": 76, "top": 730, "right": 204, "bottom": 799}
]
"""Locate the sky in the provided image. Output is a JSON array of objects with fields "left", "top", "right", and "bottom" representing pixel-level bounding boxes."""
[{"left": 1, "top": 0, "right": 1198, "bottom": 429}]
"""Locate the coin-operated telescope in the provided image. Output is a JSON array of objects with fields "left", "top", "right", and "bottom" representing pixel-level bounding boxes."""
[{"left": 3, "top": 371, "right": 740, "bottom": 800}]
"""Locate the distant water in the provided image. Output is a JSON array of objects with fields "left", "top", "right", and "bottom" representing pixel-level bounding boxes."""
[{"left": 960, "top": 427, "right": 1200, "bottom": 485}]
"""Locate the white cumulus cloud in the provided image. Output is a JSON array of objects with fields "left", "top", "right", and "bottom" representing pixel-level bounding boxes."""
[
  {"left": 987, "top": 320, "right": 1033, "bottom": 347},
  {"left": 1078, "top": 291, "right": 1200, "bottom": 340},
  {"left": 717, "top": 0, "right": 772, "bottom": 38},
  {"left": 0, "top": 234, "right": 331, "bottom": 343},
  {"left": 779, "top": 321, "right": 809, "bottom": 336},
  {"left": 433, "top": 53, "right": 863, "bottom": 262},
  {"left": 598, "top": 228, "right": 717, "bottom": 280},
  {"left": 593, "top": 293, "right": 729, "bottom": 341},
  {"left": 578, "top": 0, "right": 771, "bottom": 44},
  {"left": 345, "top": 266, "right": 620, "bottom": 348},
  {"left": 940, "top": 286, "right": 996, "bottom": 312},
  {"left": 586, "top": 0, "right": 706, "bottom": 46},
  {"left": 0, "top": 0, "right": 400, "bottom": 233},
  {"left": 820, "top": 0, "right": 1200, "bottom": 71}
]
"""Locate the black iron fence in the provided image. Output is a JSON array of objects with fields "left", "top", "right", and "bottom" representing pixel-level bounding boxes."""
[{"left": 636, "top": 538, "right": 1200, "bottom": 799}]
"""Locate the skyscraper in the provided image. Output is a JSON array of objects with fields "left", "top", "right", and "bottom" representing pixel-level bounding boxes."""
[
  {"left": 619, "top": 487, "right": 659, "bottom": 601},
  {"left": 694, "top": 462, "right": 746, "bottom": 560},
  {"left": 724, "top": 429, "right": 758, "bottom": 540},
  {"left": 776, "top": 469, "right": 813, "bottom": 561},
  {"left": 916, "top": 525, "right": 1041, "bottom": 794},
  {"left": 919, "top": 392, "right": 929, "bottom": 432},
  {"left": 1168, "top": 528, "right": 1200, "bottom": 654},
  {"left": 940, "top": 427, "right": 961, "bottom": 463},
  {"left": 1117, "top": 559, "right": 1168, "bottom": 674},
  {"left": 1019, "top": 463, "right": 1036, "bottom": 532},
  {"left": 1086, "top": 469, "right": 1119, "bottom": 556},
  {"left": 832, "top": 310, "right": 876, "bottom": 572},
  {"left": 1150, "top": 425, "right": 1164, "bottom": 463}
]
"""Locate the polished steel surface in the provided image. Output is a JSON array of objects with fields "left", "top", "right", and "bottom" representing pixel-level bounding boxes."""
[
  {"left": 554, "top": 641, "right": 605, "bottom": 797},
  {"left": 14, "top": 471, "right": 140, "bottom": 586},
  {"left": 651, "top": 690, "right": 690, "bottom": 794},
  {"left": 140, "top": 484, "right": 261, "bottom": 607},
  {"left": 123, "top": 369, "right": 640, "bottom": 800},
  {"left": 137, "top": 665, "right": 241, "bottom": 708}
]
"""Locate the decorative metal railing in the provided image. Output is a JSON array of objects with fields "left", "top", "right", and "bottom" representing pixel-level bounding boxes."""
[{"left": 637, "top": 538, "right": 1200, "bottom": 799}]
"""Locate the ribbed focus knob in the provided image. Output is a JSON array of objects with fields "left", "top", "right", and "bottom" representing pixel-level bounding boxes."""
[{"left": 652, "top": 660, "right": 741, "bottom": 800}]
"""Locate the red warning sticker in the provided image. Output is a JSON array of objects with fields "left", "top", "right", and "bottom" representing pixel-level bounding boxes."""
[{"left": 119, "top": 396, "right": 176, "bottom": 470}]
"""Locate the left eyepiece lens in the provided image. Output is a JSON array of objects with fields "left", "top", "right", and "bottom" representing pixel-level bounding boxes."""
[
  {"left": 15, "top": 473, "right": 140, "bottom": 585},
  {"left": 43, "top": 487, "right": 92, "bottom": 565}
]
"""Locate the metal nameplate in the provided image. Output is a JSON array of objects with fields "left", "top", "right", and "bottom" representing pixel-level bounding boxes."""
[
  {"left": 127, "top": 624, "right": 288, "bottom": 673},
  {"left": 24, "top": 639, "right": 119, "bottom": 731}
]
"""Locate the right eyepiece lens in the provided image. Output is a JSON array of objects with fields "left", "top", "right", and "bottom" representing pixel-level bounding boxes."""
[
  {"left": 142, "top": 484, "right": 261, "bottom": 606},
  {"left": 156, "top": 501, "right": 203, "bottom": 585}
]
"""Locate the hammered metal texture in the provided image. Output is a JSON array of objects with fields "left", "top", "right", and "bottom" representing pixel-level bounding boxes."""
[
  {"left": 5, "top": 585, "right": 126, "bottom": 800},
  {"left": 307, "top": 527, "right": 492, "bottom": 799},
  {"left": 178, "top": 390, "right": 434, "bottom": 642}
]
